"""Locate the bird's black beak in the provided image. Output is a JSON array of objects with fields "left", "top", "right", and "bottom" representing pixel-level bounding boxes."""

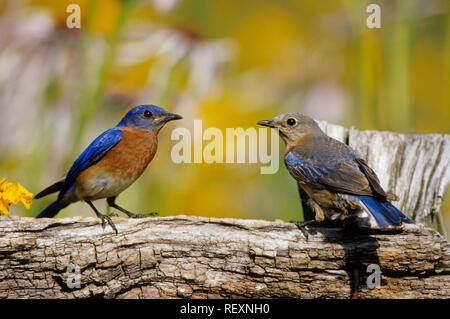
[
  {"left": 257, "top": 120, "right": 275, "bottom": 128},
  {"left": 164, "top": 113, "right": 183, "bottom": 122}
]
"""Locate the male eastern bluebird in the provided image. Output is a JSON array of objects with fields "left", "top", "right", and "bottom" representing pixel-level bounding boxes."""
[
  {"left": 258, "top": 113, "right": 412, "bottom": 231},
  {"left": 35, "top": 105, "right": 182, "bottom": 233}
]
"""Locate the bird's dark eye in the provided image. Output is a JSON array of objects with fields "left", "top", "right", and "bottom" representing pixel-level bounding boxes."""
[
  {"left": 143, "top": 110, "right": 153, "bottom": 118},
  {"left": 287, "top": 118, "right": 297, "bottom": 126}
]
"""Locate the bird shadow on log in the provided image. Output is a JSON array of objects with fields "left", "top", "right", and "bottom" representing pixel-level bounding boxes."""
[
  {"left": 296, "top": 188, "right": 404, "bottom": 298},
  {"left": 301, "top": 219, "right": 403, "bottom": 299}
]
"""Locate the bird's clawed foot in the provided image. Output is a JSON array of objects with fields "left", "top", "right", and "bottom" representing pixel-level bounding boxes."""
[
  {"left": 290, "top": 220, "right": 317, "bottom": 240},
  {"left": 99, "top": 214, "right": 118, "bottom": 234},
  {"left": 86, "top": 199, "right": 118, "bottom": 234}
]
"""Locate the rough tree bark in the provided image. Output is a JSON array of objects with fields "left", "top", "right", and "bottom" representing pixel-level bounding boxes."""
[
  {"left": 0, "top": 123, "right": 449, "bottom": 299},
  {"left": 0, "top": 216, "right": 449, "bottom": 299}
]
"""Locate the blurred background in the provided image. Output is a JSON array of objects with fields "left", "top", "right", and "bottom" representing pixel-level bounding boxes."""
[{"left": 0, "top": 0, "right": 449, "bottom": 234}]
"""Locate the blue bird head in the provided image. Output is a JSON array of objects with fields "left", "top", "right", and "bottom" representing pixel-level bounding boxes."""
[{"left": 117, "top": 105, "right": 182, "bottom": 131}]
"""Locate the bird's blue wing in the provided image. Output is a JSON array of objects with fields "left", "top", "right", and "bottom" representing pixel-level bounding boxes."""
[
  {"left": 284, "top": 152, "right": 329, "bottom": 188},
  {"left": 59, "top": 127, "right": 123, "bottom": 197},
  {"left": 284, "top": 150, "right": 372, "bottom": 195}
]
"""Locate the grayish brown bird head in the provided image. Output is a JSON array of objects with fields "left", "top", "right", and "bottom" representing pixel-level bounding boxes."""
[{"left": 258, "top": 113, "right": 323, "bottom": 145}]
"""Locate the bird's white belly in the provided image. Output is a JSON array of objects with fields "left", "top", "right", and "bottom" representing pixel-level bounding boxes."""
[{"left": 78, "top": 175, "right": 136, "bottom": 200}]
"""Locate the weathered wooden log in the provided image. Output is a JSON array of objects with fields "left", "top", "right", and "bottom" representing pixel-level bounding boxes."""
[
  {"left": 0, "top": 215, "right": 448, "bottom": 299},
  {"left": 0, "top": 123, "right": 449, "bottom": 299}
]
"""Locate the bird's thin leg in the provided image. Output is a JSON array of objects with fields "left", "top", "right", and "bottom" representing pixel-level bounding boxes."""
[
  {"left": 85, "top": 199, "right": 118, "bottom": 234},
  {"left": 290, "top": 200, "right": 326, "bottom": 239},
  {"left": 107, "top": 197, "right": 159, "bottom": 219}
]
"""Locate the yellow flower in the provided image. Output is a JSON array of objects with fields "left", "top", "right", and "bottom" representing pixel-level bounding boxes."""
[{"left": 0, "top": 178, "right": 34, "bottom": 216}]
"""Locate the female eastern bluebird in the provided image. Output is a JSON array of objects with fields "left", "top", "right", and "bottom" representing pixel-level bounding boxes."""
[
  {"left": 35, "top": 105, "right": 182, "bottom": 233},
  {"left": 258, "top": 113, "right": 412, "bottom": 230}
]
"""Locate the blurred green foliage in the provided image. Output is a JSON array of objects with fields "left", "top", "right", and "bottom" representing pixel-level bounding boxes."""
[{"left": 0, "top": 0, "right": 448, "bottom": 232}]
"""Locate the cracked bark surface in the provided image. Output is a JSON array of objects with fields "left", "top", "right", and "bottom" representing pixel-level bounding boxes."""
[{"left": 0, "top": 215, "right": 449, "bottom": 299}]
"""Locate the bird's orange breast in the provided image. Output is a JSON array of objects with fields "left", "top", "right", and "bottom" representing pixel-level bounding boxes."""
[{"left": 98, "top": 127, "right": 158, "bottom": 179}]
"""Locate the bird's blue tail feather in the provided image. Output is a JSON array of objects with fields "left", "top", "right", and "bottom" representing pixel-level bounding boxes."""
[
  {"left": 359, "top": 196, "right": 412, "bottom": 228},
  {"left": 37, "top": 200, "right": 68, "bottom": 218}
]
